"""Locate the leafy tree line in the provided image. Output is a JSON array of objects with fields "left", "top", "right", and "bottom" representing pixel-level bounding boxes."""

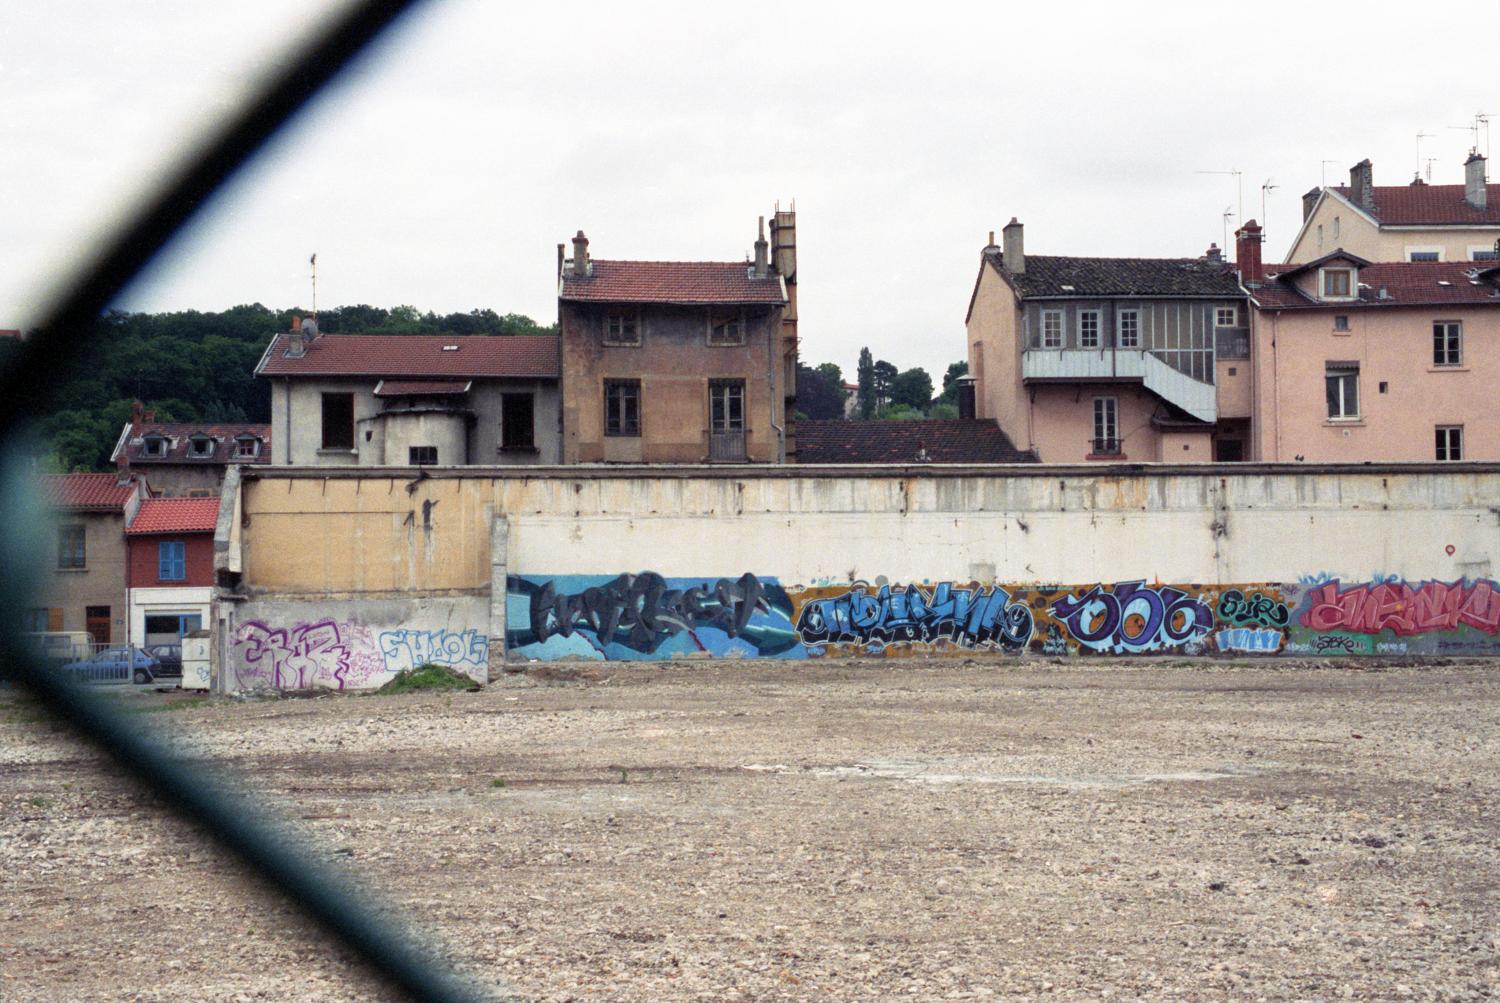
[
  {"left": 14, "top": 304, "right": 556, "bottom": 472},
  {"left": 794, "top": 351, "right": 968, "bottom": 422}
]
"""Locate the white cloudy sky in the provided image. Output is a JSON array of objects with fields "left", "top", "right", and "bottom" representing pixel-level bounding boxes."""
[{"left": 3, "top": 1, "right": 1497, "bottom": 382}]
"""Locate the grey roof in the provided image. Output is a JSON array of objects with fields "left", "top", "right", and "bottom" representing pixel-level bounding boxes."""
[
  {"left": 795, "top": 419, "right": 1038, "bottom": 464},
  {"left": 988, "top": 249, "right": 1243, "bottom": 299}
]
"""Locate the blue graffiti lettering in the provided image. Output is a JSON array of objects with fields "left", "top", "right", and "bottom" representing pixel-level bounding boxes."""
[
  {"left": 378, "top": 628, "right": 488, "bottom": 674},
  {"left": 796, "top": 582, "right": 1034, "bottom": 651},
  {"left": 1214, "top": 627, "right": 1283, "bottom": 653}
]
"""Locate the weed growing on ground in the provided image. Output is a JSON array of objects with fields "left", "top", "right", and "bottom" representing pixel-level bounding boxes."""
[
  {"left": 490, "top": 777, "right": 507, "bottom": 788},
  {"left": 377, "top": 663, "right": 475, "bottom": 695}
]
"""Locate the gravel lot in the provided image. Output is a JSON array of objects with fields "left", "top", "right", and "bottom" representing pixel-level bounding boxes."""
[{"left": 3, "top": 659, "right": 1498, "bottom": 1002}]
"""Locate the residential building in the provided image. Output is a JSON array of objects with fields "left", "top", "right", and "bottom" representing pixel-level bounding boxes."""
[
  {"left": 1239, "top": 223, "right": 1500, "bottom": 462},
  {"left": 966, "top": 219, "right": 1250, "bottom": 463},
  {"left": 110, "top": 401, "right": 270, "bottom": 496},
  {"left": 125, "top": 497, "right": 219, "bottom": 650},
  {"left": 556, "top": 213, "right": 795, "bottom": 463},
  {"left": 1288, "top": 155, "right": 1500, "bottom": 264},
  {"left": 32, "top": 473, "right": 146, "bottom": 645},
  {"left": 796, "top": 419, "right": 1036, "bottom": 464},
  {"left": 255, "top": 319, "right": 562, "bottom": 466}
]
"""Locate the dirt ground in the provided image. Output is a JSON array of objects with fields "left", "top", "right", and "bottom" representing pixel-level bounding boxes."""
[{"left": 2, "top": 659, "right": 1498, "bottom": 1002}]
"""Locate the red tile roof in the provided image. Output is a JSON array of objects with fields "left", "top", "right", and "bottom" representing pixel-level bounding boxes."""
[
  {"left": 126, "top": 497, "right": 220, "bottom": 535},
  {"left": 257, "top": 334, "right": 559, "bottom": 378},
  {"left": 373, "top": 380, "right": 473, "bottom": 397},
  {"left": 560, "top": 260, "right": 787, "bottom": 305},
  {"left": 1331, "top": 184, "right": 1500, "bottom": 225},
  {"left": 1250, "top": 261, "right": 1500, "bottom": 310},
  {"left": 795, "top": 420, "right": 1038, "bottom": 464},
  {"left": 37, "top": 473, "right": 136, "bottom": 511},
  {"left": 113, "top": 423, "right": 271, "bottom": 466}
]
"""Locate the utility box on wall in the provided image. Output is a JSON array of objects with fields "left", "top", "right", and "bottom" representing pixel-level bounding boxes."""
[{"left": 181, "top": 628, "right": 212, "bottom": 691}]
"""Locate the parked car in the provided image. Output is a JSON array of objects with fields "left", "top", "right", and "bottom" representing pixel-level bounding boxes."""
[
  {"left": 146, "top": 644, "right": 183, "bottom": 677},
  {"left": 60, "top": 647, "right": 161, "bottom": 685}
]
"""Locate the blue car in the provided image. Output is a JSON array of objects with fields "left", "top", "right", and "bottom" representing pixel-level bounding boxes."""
[{"left": 60, "top": 647, "right": 162, "bottom": 685}]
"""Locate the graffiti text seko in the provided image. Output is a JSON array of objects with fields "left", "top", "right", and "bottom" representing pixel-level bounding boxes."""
[
  {"left": 1049, "top": 581, "right": 1214, "bottom": 654},
  {"left": 1300, "top": 579, "right": 1500, "bottom": 636},
  {"left": 530, "top": 572, "right": 769, "bottom": 653},
  {"left": 796, "top": 582, "right": 1034, "bottom": 650}
]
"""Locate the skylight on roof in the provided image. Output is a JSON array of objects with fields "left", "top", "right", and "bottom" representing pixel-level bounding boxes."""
[
  {"left": 442, "top": 345, "right": 459, "bottom": 351},
  {"left": 1060, "top": 284, "right": 1075, "bottom": 292},
  {"left": 1437, "top": 280, "right": 1453, "bottom": 286}
]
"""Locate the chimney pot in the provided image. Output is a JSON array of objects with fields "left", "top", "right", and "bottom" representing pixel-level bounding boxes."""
[
  {"left": 1465, "top": 152, "right": 1488, "bottom": 210},
  {"left": 987, "top": 230, "right": 996, "bottom": 248},
  {"left": 1001, "top": 217, "right": 1025, "bottom": 275},
  {"left": 1235, "top": 220, "right": 1264, "bottom": 284},
  {"left": 1205, "top": 243, "right": 1223, "bottom": 264},
  {"left": 291, "top": 315, "right": 302, "bottom": 331}
]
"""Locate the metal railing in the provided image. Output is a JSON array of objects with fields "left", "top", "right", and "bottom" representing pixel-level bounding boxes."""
[
  {"left": 0, "top": 3, "right": 502, "bottom": 1000},
  {"left": 709, "top": 429, "right": 748, "bottom": 461}
]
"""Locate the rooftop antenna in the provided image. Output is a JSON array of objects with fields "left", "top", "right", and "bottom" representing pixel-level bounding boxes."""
[
  {"left": 309, "top": 253, "right": 318, "bottom": 322},
  {"left": 1260, "top": 178, "right": 1278, "bottom": 228},
  {"left": 1196, "top": 169, "right": 1244, "bottom": 224},
  {"left": 1416, "top": 131, "right": 1436, "bottom": 177},
  {"left": 1423, "top": 157, "right": 1439, "bottom": 182},
  {"left": 1221, "top": 205, "right": 1233, "bottom": 253},
  {"left": 1320, "top": 160, "right": 1339, "bottom": 188}
]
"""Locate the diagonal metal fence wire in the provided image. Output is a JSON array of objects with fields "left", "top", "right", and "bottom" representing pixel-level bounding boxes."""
[{"left": 0, "top": 2, "right": 507, "bottom": 999}]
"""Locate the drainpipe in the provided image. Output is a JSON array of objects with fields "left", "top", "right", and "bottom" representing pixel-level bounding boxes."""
[
  {"left": 767, "top": 308, "right": 784, "bottom": 462},
  {"left": 1271, "top": 312, "right": 1282, "bottom": 460}
]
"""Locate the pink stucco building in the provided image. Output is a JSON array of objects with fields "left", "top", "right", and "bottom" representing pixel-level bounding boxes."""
[{"left": 1238, "top": 223, "right": 1500, "bottom": 462}]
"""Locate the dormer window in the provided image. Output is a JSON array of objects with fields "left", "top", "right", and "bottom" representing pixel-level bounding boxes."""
[
  {"left": 141, "top": 435, "right": 168, "bottom": 458},
  {"left": 188, "top": 435, "right": 215, "bottom": 458},
  {"left": 1321, "top": 268, "right": 1354, "bottom": 300},
  {"left": 235, "top": 435, "right": 261, "bottom": 459}
]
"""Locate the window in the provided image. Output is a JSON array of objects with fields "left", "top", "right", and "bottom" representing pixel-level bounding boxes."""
[
  {"left": 158, "top": 540, "right": 186, "bottom": 581},
  {"left": 1041, "top": 310, "right": 1063, "bottom": 348},
  {"left": 709, "top": 379, "right": 746, "bottom": 432},
  {"left": 1332, "top": 216, "right": 1340, "bottom": 240},
  {"left": 188, "top": 435, "right": 214, "bottom": 457},
  {"left": 1092, "top": 397, "right": 1119, "bottom": 454},
  {"left": 86, "top": 606, "right": 110, "bottom": 646},
  {"left": 408, "top": 446, "right": 437, "bottom": 465},
  {"left": 1333, "top": 315, "right": 1349, "bottom": 332},
  {"left": 320, "top": 392, "right": 354, "bottom": 449},
  {"left": 23, "top": 608, "right": 54, "bottom": 633},
  {"left": 1321, "top": 269, "right": 1353, "bottom": 299},
  {"left": 142, "top": 435, "right": 168, "bottom": 457},
  {"left": 1325, "top": 365, "right": 1359, "bottom": 419},
  {"left": 1316, "top": 224, "right": 1324, "bottom": 247},
  {"left": 58, "top": 524, "right": 85, "bottom": 568},
  {"left": 1078, "top": 310, "right": 1100, "bottom": 349},
  {"left": 1215, "top": 306, "right": 1238, "bottom": 328},
  {"left": 1469, "top": 246, "right": 1499, "bottom": 261},
  {"left": 604, "top": 379, "right": 640, "bottom": 437},
  {"left": 1118, "top": 310, "right": 1140, "bottom": 348},
  {"left": 1436, "top": 426, "right": 1463, "bottom": 461},
  {"left": 500, "top": 393, "right": 535, "bottom": 450},
  {"left": 707, "top": 310, "right": 745, "bottom": 346},
  {"left": 1407, "top": 250, "right": 1440, "bottom": 262},
  {"left": 234, "top": 436, "right": 260, "bottom": 458},
  {"left": 1433, "top": 321, "right": 1462, "bottom": 366},
  {"left": 604, "top": 312, "right": 640, "bottom": 346}
]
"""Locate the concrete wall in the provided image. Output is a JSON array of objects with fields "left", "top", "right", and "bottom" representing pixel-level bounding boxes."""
[
  {"left": 1250, "top": 304, "right": 1500, "bottom": 461},
  {"left": 213, "top": 465, "right": 1500, "bottom": 686},
  {"left": 559, "top": 303, "right": 785, "bottom": 464}
]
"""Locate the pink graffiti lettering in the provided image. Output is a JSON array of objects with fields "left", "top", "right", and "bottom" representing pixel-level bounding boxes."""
[
  {"left": 236, "top": 619, "right": 351, "bottom": 689},
  {"left": 1300, "top": 580, "right": 1500, "bottom": 636}
]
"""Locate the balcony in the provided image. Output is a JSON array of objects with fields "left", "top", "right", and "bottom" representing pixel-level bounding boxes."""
[
  {"left": 1023, "top": 348, "right": 1217, "bottom": 423},
  {"left": 709, "top": 430, "right": 747, "bottom": 462}
]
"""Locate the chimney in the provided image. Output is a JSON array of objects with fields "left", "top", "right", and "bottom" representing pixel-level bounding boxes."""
[
  {"left": 143, "top": 409, "right": 155, "bottom": 423},
  {"left": 1349, "top": 159, "right": 1374, "bottom": 210},
  {"left": 1235, "top": 220, "right": 1264, "bottom": 284},
  {"left": 1465, "top": 152, "right": 1488, "bottom": 210},
  {"left": 130, "top": 399, "right": 143, "bottom": 432},
  {"left": 556, "top": 243, "right": 565, "bottom": 279},
  {"left": 571, "top": 230, "right": 590, "bottom": 277},
  {"left": 1002, "top": 217, "right": 1025, "bottom": 275},
  {"left": 987, "top": 230, "right": 996, "bottom": 248},
  {"left": 956, "top": 376, "right": 977, "bottom": 420},
  {"left": 1302, "top": 187, "right": 1321, "bottom": 222},
  {"left": 770, "top": 206, "right": 797, "bottom": 281},
  {"left": 286, "top": 317, "right": 306, "bottom": 358},
  {"left": 753, "top": 216, "right": 769, "bottom": 278},
  {"left": 1204, "top": 243, "right": 1223, "bottom": 264}
]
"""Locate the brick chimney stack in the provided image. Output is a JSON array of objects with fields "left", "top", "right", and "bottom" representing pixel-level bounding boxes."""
[
  {"left": 1002, "top": 218, "right": 1025, "bottom": 275},
  {"left": 1465, "top": 152, "right": 1488, "bottom": 210},
  {"left": 1349, "top": 159, "right": 1374, "bottom": 210},
  {"left": 1235, "top": 220, "right": 1264, "bottom": 284},
  {"left": 571, "top": 230, "right": 590, "bottom": 277}
]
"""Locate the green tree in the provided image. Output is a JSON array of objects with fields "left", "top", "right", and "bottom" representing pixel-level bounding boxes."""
[
  {"left": 890, "top": 368, "right": 934, "bottom": 412},
  {"left": 795, "top": 363, "right": 847, "bottom": 420},
  {"left": 856, "top": 347, "right": 876, "bottom": 420},
  {"left": 871, "top": 360, "right": 898, "bottom": 409}
]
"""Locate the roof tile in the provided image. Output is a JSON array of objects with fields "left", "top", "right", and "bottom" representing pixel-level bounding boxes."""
[
  {"left": 992, "top": 251, "right": 1243, "bottom": 299},
  {"left": 1252, "top": 260, "right": 1500, "bottom": 310},
  {"left": 560, "top": 260, "right": 786, "bottom": 305},
  {"left": 37, "top": 473, "right": 136, "bottom": 511},
  {"left": 126, "top": 497, "right": 220, "bottom": 535},
  {"left": 257, "top": 334, "right": 560, "bottom": 378},
  {"left": 1331, "top": 183, "right": 1500, "bottom": 226},
  {"left": 116, "top": 423, "right": 271, "bottom": 465},
  {"left": 795, "top": 420, "right": 1038, "bottom": 464}
]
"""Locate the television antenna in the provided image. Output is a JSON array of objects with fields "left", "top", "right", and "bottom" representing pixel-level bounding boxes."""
[
  {"left": 1220, "top": 206, "right": 1233, "bottom": 253},
  {"left": 1260, "top": 178, "right": 1278, "bottom": 227},
  {"left": 1196, "top": 169, "right": 1244, "bottom": 224},
  {"left": 1321, "top": 160, "right": 1339, "bottom": 188},
  {"left": 309, "top": 253, "right": 318, "bottom": 321}
]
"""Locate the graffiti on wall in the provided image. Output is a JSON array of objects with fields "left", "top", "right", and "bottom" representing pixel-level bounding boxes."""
[
  {"left": 233, "top": 617, "right": 488, "bottom": 690},
  {"left": 508, "top": 573, "right": 1500, "bottom": 662},
  {"left": 796, "top": 582, "right": 1033, "bottom": 651}
]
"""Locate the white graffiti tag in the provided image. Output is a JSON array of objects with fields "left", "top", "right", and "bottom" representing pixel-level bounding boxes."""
[{"left": 377, "top": 628, "right": 488, "bottom": 675}]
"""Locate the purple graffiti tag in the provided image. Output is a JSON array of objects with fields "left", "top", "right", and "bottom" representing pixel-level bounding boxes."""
[
  {"left": 235, "top": 619, "right": 351, "bottom": 690},
  {"left": 1049, "top": 581, "right": 1213, "bottom": 654}
]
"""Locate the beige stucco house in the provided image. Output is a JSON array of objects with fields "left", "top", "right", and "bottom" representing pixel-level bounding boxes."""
[
  {"left": 1239, "top": 222, "right": 1500, "bottom": 462},
  {"left": 965, "top": 219, "right": 1251, "bottom": 463},
  {"left": 1287, "top": 155, "right": 1500, "bottom": 265},
  {"left": 32, "top": 473, "right": 146, "bottom": 645}
]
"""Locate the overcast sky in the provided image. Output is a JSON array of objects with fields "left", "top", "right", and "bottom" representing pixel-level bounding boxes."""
[{"left": 3, "top": 1, "right": 1497, "bottom": 383}]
